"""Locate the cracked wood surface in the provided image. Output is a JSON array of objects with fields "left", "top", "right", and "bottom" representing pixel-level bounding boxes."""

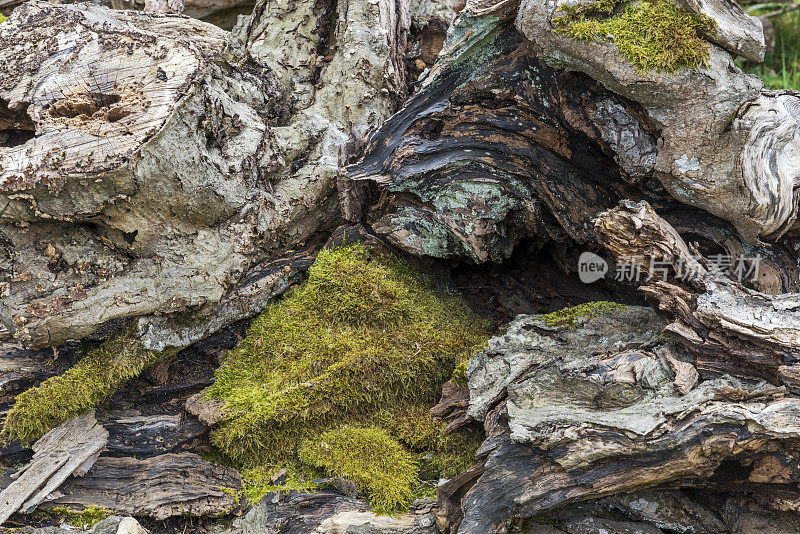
[
  {"left": 596, "top": 200, "right": 800, "bottom": 390},
  {"left": 0, "top": 411, "right": 108, "bottom": 525},
  {"left": 39, "top": 452, "right": 241, "bottom": 520}
]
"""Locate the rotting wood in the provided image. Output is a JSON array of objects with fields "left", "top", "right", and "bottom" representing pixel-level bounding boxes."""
[
  {"left": 0, "top": 411, "right": 108, "bottom": 525},
  {"left": 595, "top": 200, "right": 800, "bottom": 391},
  {"left": 39, "top": 452, "right": 241, "bottom": 520}
]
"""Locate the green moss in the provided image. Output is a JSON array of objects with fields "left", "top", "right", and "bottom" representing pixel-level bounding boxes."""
[
  {"left": 451, "top": 360, "right": 469, "bottom": 387},
  {"left": 554, "top": 0, "right": 716, "bottom": 73},
  {"left": 2, "top": 326, "right": 167, "bottom": 444},
  {"left": 239, "top": 464, "right": 320, "bottom": 505},
  {"left": 35, "top": 505, "right": 110, "bottom": 529},
  {"left": 374, "top": 405, "right": 481, "bottom": 479},
  {"left": 299, "top": 426, "right": 418, "bottom": 514},
  {"left": 207, "top": 244, "right": 489, "bottom": 513},
  {"left": 541, "top": 301, "right": 628, "bottom": 329},
  {"left": 0, "top": 14, "right": 6, "bottom": 23}
]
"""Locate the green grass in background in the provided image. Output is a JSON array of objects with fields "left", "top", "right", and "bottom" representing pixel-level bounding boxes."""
[{"left": 741, "top": 9, "right": 800, "bottom": 89}]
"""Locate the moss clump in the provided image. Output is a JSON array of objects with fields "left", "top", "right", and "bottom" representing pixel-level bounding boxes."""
[
  {"left": 553, "top": 0, "right": 716, "bottom": 73},
  {"left": 207, "top": 244, "right": 488, "bottom": 512},
  {"left": 2, "top": 327, "right": 167, "bottom": 444},
  {"left": 35, "top": 505, "right": 110, "bottom": 529},
  {"left": 450, "top": 359, "right": 469, "bottom": 387},
  {"left": 541, "top": 301, "right": 628, "bottom": 329},
  {"left": 374, "top": 405, "right": 482, "bottom": 479},
  {"left": 299, "top": 426, "right": 418, "bottom": 514},
  {"left": 0, "top": 14, "right": 6, "bottom": 23}
]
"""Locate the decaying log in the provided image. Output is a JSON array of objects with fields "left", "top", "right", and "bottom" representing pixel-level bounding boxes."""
[
  {"left": 39, "top": 452, "right": 241, "bottom": 519},
  {"left": 1, "top": 0, "right": 419, "bottom": 352},
  {"left": 340, "top": 0, "right": 800, "bottom": 274},
  {"left": 595, "top": 200, "right": 800, "bottom": 390},
  {"left": 515, "top": 0, "right": 800, "bottom": 244},
  {"left": 344, "top": 15, "right": 663, "bottom": 262},
  {"left": 214, "top": 489, "right": 438, "bottom": 534},
  {"left": 0, "top": 351, "right": 56, "bottom": 405},
  {"left": 102, "top": 411, "right": 207, "bottom": 458},
  {"left": 136, "top": 238, "right": 323, "bottom": 352},
  {"left": 0, "top": 411, "right": 108, "bottom": 525},
  {"left": 430, "top": 380, "right": 472, "bottom": 434},
  {"left": 0, "top": 1, "right": 289, "bottom": 349},
  {"left": 454, "top": 306, "right": 800, "bottom": 533}
]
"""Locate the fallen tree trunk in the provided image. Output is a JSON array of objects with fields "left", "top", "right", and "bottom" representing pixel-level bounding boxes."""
[{"left": 6, "top": 0, "right": 800, "bottom": 528}]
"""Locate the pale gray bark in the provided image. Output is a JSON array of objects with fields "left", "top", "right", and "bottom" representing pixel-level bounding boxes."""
[
  {"left": 0, "top": 412, "right": 108, "bottom": 525},
  {"left": 0, "top": 0, "right": 409, "bottom": 350}
]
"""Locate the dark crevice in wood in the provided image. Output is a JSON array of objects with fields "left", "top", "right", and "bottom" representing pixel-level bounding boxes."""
[{"left": 0, "top": 129, "right": 35, "bottom": 148}]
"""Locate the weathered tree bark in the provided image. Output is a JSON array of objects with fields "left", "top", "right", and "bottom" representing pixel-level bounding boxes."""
[
  {"left": 37, "top": 452, "right": 241, "bottom": 520},
  {"left": 213, "top": 490, "right": 439, "bottom": 534},
  {"left": 0, "top": 412, "right": 107, "bottom": 525},
  {"left": 447, "top": 306, "right": 800, "bottom": 533},
  {"left": 144, "top": 0, "right": 184, "bottom": 14},
  {"left": 596, "top": 200, "right": 800, "bottom": 391},
  {"left": 0, "top": 1, "right": 285, "bottom": 349},
  {"left": 6, "top": 0, "right": 800, "bottom": 528},
  {"left": 0, "top": 0, "right": 411, "bottom": 352}
]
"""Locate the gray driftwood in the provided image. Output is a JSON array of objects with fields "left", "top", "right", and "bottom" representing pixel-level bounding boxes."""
[
  {"left": 39, "top": 452, "right": 241, "bottom": 520},
  {"left": 0, "top": 411, "right": 108, "bottom": 525}
]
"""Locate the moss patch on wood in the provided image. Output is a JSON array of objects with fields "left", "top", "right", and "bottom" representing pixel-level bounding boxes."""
[
  {"left": 34, "top": 505, "right": 110, "bottom": 529},
  {"left": 553, "top": 0, "right": 716, "bottom": 73},
  {"left": 541, "top": 301, "right": 629, "bottom": 329},
  {"left": 299, "top": 426, "right": 418, "bottom": 514},
  {"left": 207, "top": 244, "right": 488, "bottom": 513},
  {"left": 2, "top": 326, "right": 167, "bottom": 444}
]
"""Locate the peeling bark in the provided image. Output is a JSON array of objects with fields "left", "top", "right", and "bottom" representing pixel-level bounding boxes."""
[
  {"left": 596, "top": 200, "right": 800, "bottom": 391},
  {"left": 0, "top": 411, "right": 108, "bottom": 525}
]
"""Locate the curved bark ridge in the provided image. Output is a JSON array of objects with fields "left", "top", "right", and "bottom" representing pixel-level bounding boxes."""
[
  {"left": 596, "top": 200, "right": 800, "bottom": 389},
  {"left": 344, "top": 16, "right": 664, "bottom": 262}
]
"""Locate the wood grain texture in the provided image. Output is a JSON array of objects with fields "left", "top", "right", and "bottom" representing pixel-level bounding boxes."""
[
  {"left": 0, "top": 411, "right": 108, "bottom": 525},
  {"left": 41, "top": 452, "right": 241, "bottom": 520},
  {"left": 344, "top": 19, "right": 662, "bottom": 263},
  {"left": 595, "top": 200, "right": 800, "bottom": 390}
]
